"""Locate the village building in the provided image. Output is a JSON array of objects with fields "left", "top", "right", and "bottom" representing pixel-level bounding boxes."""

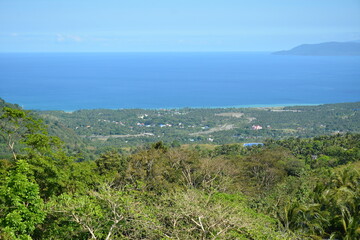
[{"left": 252, "top": 125, "right": 263, "bottom": 130}]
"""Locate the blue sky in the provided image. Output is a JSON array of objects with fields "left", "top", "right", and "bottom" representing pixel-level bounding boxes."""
[{"left": 0, "top": 0, "right": 359, "bottom": 52}]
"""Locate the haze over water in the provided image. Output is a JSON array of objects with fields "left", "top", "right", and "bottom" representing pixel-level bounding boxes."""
[{"left": 1, "top": 52, "right": 359, "bottom": 111}]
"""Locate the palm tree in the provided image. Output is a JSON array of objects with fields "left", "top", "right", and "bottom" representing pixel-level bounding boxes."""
[{"left": 318, "top": 168, "right": 360, "bottom": 239}]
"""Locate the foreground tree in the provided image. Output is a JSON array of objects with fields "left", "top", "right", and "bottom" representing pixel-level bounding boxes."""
[
  {"left": 316, "top": 168, "right": 360, "bottom": 239},
  {"left": 47, "top": 183, "right": 162, "bottom": 239},
  {"left": 0, "top": 160, "right": 45, "bottom": 239}
]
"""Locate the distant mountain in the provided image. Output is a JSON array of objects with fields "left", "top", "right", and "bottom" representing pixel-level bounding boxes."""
[{"left": 273, "top": 41, "right": 360, "bottom": 56}]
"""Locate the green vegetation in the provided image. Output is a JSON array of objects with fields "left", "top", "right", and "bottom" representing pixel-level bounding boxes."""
[
  {"left": 1, "top": 100, "right": 360, "bottom": 239},
  {"left": 34, "top": 101, "right": 360, "bottom": 151}
]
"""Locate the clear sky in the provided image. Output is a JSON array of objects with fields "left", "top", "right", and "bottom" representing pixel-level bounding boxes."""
[{"left": 0, "top": 0, "right": 359, "bottom": 52}]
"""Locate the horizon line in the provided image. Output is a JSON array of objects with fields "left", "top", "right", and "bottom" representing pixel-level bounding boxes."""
[{"left": 0, "top": 50, "right": 274, "bottom": 54}]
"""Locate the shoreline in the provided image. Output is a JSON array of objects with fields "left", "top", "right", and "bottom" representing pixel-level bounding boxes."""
[{"left": 31, "top": 102, "right": 324, "bottom": 113}]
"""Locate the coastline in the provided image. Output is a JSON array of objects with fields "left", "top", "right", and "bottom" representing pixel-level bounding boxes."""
[{"left": 30, "top": 102, "right": 324, "bottom": 112}]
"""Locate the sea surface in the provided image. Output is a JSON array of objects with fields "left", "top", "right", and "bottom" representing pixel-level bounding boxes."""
[{"left": 0, "top": 52, "right": 359, "bottom": 111}]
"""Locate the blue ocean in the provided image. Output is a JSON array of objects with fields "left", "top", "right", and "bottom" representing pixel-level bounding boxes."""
[{"left": 0, "top": 52, "right": 359, "bottom": 111}]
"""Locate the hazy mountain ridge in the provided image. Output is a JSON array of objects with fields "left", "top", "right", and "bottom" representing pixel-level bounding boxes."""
[{"left": 273, "top": 41, "right": 360, "bottom": 56}]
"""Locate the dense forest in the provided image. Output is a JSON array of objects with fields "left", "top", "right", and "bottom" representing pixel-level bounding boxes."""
[{"left": 0, "top": 100, "right": 360, "bottom": 239}]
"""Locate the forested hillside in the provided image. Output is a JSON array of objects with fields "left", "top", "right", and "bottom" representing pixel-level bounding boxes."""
[{"left": 0, "top": 102, "right": 359, "bottom": 239}]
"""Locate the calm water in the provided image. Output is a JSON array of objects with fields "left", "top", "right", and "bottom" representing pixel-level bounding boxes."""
[{"left": 0, "top": 52, "right": 359, "bottom": 110}]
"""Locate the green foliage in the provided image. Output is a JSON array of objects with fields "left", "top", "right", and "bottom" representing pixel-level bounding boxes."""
[
  {"left": 46, "top": 184, "right": 162, "bottom": 240},
  {"left": 95, "top": 150, "right": 128, "bottom": 186},
  {"left": 259, "top": 167, "right": 360, "bottom": 240},
  {"left": 312, "top": 168, "right": 360, "bottom": 239},
  {"left": 241, "top": 148, "right": 301, "bottom": 193},
  {"left": 1, "top": 102, "right": 360, "bottom": 239},
  {"left": 35, "top": 102, "right": 360, "bottom": 148},
  {"left": 154, "top": 189, "right": 287, "bottom": 239},
  {"left": 0, "top": 160, "right": 45, "bottom": 239},
  {"left": 0, "top": 107, "right": 44, "bottom": 160}
]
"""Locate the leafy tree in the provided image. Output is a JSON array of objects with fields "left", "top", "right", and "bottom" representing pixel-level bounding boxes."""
[
  {"left": 95, "top": 151, "right": 128, "bottom": 184},
  {"left": 155, "top": 189, "right": 286, "bottom": 239},
  {"left": 0, "top": 160, "right": 45, "bottom": 239},
  {"left": 241, "top": 149, "right": 294, "bottom": 192},
  {"left": 0, "top": 107, "right": 44, "bottom": 161},
  {"left": 47, "top": 183, "right": 161, "bottom": 240}
]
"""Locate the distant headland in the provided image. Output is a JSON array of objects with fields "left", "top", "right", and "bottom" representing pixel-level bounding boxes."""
[{"left": 273, "top": 41, "right": 360, "bottom": 56}]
